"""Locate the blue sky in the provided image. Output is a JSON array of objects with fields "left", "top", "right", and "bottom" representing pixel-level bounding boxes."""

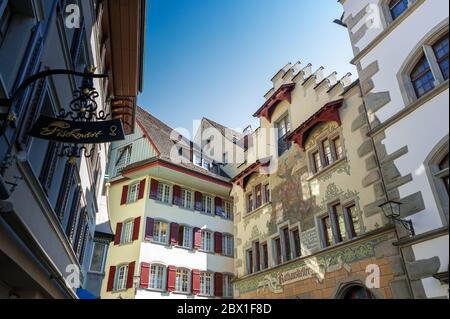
[{"left": 138, "top": 0, "right": 355, "bottom": 137}]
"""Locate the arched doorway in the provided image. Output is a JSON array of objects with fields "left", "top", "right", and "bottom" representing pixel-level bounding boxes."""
[{"left": 341, "top": 285, "right": 374, "bottom": 299}]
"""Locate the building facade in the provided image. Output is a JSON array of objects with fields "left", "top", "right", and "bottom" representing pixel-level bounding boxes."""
[
  {"left": 339, "top": 0, "right": 449, "bottom": 298},
  {"left": 0, "top": 0, "right": 145, "bottom": 299},
  {"left": 101, "top": 107, "right": 235, "bottom": 299},
  {"left": 225, "top": 62, "right": 415, "bottom": 299}
]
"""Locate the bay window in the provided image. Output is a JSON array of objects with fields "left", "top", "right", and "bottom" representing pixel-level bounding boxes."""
[{"left": 149, "top": 264, "right": 166, "bottom": 290}]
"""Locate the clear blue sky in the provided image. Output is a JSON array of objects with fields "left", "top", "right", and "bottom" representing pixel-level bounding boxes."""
[{"left": 138, "top": 0, "right": 355, "bottom": 137}]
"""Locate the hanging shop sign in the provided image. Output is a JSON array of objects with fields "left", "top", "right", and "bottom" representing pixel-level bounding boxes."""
[{"left": 29, "top": 115, "right": 125, "bottom": 144}]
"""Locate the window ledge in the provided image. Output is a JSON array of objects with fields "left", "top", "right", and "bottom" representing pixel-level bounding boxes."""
[
  {"left": 307, "top": 156, "right": 348, "bottom": 182},
  {"left": 171, "top": 291, "right": 192, "bottom": 296},
  {"left": 142, "top": 287, "right": 167, "bottom": 293},
  {"left": 175, "top": 245, "right": 195, "bottom": 252},
  {"left": 145, "top": 240, "right": 170, "bottom": 247},
  {"left": 244, "top": 202, "right": 272, "bottom": 219}
]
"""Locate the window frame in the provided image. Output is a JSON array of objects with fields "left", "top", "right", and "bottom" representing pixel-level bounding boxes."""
[
  {"left": 200, "top": 230, "right": 214, "bottom": 252},
  {"left": 120, "top": 219, "right": 134, "bottom": 245},
  {"left": 222, "top": 233, "right": 234, "bottom": 257},
  {"left": 199, "top": 272, "right": 213, "bottom": 297},
  {"left": 152, "top": 220, "right": 170, "bottom": 245},
  {"left": 175, "top": 268, "right": 191, "bottom": 294},
  {"left": 276, "top": 113, "right": 292, "bottom": 156},
  {"left": 247, "top": 192, "right": 254, "bottom": 213},
  {"left": 201, "top": 194, "right": 213, "bottom": 214},
  {"left": 398, "top": 24, "right": 449, "bottom": 105},
  {"left": 181, "top": 188, "right": 193, "bottom": 210},
  {"left": 89, "top": 241, "right": 107, "bottom": 273},
  {"left": 114, "top": 264, "right": 129, "bottom": 292},
  {"left": 157, "top": 182, "right": 171, "bottom": 204},
  {"left": 223, "top": 201, "right": 233, "bottom": 220},
  {"left": 127, "top": 182, "right": 140, "bottom": 204},
  {"left": 388, "top": 0, "right": 409, "bottom": 21},
  {"left": 178, "top": 225, "right": 193, "bottom": 249},
  {"left": 149, "top": 264, "right": 167, "bottom": 291},
  {"left": 222, "top": 274, "right": 234, "bottom": 298}
]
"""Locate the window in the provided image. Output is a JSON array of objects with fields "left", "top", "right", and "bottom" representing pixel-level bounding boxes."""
[
  {"left": 194, "top": 154, "right": 202, "bottom": 167},
  {"left": 282, "top": 228, "right": 291, "bottom": 262},
  {"left": 181, "top": 189, "right": 193, "bottom": 209},
  {"left": 254, "top": 241, "right": 261, "bottom": 272},
  {"left": 202, "top": 195, "right": 213, "bottom": 214},
  {"left": 224, "top": 201, "right": 233, "bottom": 219},
  {"left": 115, "top": 145, "right": 132, "bottom": 176},
  {"left": 333, "top": 137, "right": 344, "bottom": 160},
  {"left": 223, "top": 274, "right": 233, "bottom": 298},
  {"left": 200, "top": 272, "right": 213, "bottom": 296},
  {"left": 149, "top": 264, "right": 166, "bottom": 290},
  {"left": 273, "top": 237, "right": 282, "bottom": 266},
  {"left": 255, "top": 184, "right": 262, "bottom": 208},
  {"left": 277, "top": 115, "right": 291, "bottom": 156},
  {"left": 406, "top": 32, "right": 449, "bottom": 100},
  {"left": 157, "top": 183, "right": 170, "bottom": 203},
  {"left": 411, "top": 56, "right": 435, "bottom": 98},
  {"left": 175, "top": 269, "right": 190, "bottom": 293},
  {"left": 201, "top": 230, "right": 213, "bottom": 252},
  {"left": 439, "top": 153, "right": 449, "bottom": 194},
  {"left": 223, "top": 152, "right": 229, "bottom": 164},
  {"left": 247, "top": 193, "right": 254, "bottom": 213},
  {"left": 178, "top": 225, "right": 192, "bottom": 248},
  {"left": 313, "top": 151, "right": 322, "bottom": 173},
  {"left": 121, "top": 220, "right": 134, "bottom": 244},
  {"left": 202, "top": 159, "right": 211, "bottom": 170},
  {"left": 0, "top": 1, "right": 11, "bottom": 47},
  {"left": 261, "top": 243, "right": 269, "bottom": 270},
  {"left": 264, "top": 184, "right": 271, "bottom": 203},
  {"left": 389, "top": 0, "right": 408, "bottom": 20},
  {"left": 153, "top": 221, "right": 169, "bottom": 244},
  {"left": 114, "top": 265, "right": 128, "bottom": 291},
  {"left": 89, "top": 242, "right": 107, "bottom": 273},
  {"left": 292, "top": 228, "right": 301, "bottom": 258},
  {"left": 321, "top": 203, "right": 361, "bottom": 248},
  {"left": 246, "top": 249, "right": 254, "bottom": 274},
  {"left": 222, "top": 234, "right": 234, "bottom": 256},
  {"left": 127, "top": 182, "right": 140, "bottom": 204},
  {"left": 321, "top": 216, "right": 334, "bottom": 247},
  {"left": 433, "top": 35, "right": 449, "bottom": 80},
  {"left": 322, "top": 140, "right": 333, "bottom": 166}
]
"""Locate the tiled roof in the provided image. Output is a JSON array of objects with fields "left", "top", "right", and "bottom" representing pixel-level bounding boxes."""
[
  {"left": 203, "top": 117, "right": 244, "bottom": 142},
  {"left": 135, "top": 106, "right": 231, "bottom": 181}
]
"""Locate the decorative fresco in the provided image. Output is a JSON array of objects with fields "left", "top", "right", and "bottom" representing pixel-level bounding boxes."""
[{"left": 235, "top": 233, "right": 388, "bottom": 296}]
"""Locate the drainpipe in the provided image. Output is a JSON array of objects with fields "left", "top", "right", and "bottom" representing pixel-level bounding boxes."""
[{"left": 358, "top": 85, "right": 415, "bottom": 299}]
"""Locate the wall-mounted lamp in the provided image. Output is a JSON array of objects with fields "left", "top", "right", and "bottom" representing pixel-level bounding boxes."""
[{"left": 379, "top": 200, "right": 415, "bottom": 236}]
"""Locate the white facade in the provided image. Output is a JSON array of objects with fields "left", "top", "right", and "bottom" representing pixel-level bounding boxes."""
[{"left": 340, "top": 0, "right": 449, "bottom": 298}]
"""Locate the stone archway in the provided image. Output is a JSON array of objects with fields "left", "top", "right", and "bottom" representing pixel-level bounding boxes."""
[{"left": 339, "top": 284, "right": 375, "bottom": 299}]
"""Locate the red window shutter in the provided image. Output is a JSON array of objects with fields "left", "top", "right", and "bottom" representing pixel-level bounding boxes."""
[
  {"left": 192, "top": 269, "right": 201, "bottom": 295},
  {"left": 138, "top": 179, "right": 146, "bottom": 199},
  {"left": 145, "top": 217, "right": 154, "bottom": 241},
  {"left": 132, "top": 217, "right": 141, "bottom": 241},
  {"left": 114, "top": 222, "right": 123, "bottom": 245},
  {"left": 214, "top": 273, "right": 223, "bottom": 297},
  {"left": 149, "top": 179, "right": 159, "bottom": 199},
  {"left": 194, "top": 191, "right": 203, "bottom": 211},
  {"left": 170, "top": 223, "right": 179, "bottom": 245},
  {"left": 140, "top": 262, "right": 150, "bottom": 289},
  {"left": 120, "top": 185, "right": 129, "bottom": 205},
  {"left": 193, "top": 228, "right": 202, "bottom": 249},
  {"left": 126, "top": 261, "right": 136, "bottom": 289},
  {"left": 214, "top": 232, "right": 223, "bottom": 254},
  {"left": 214, "top": 197, "right": 223, "bottom": 216},
  {"left": 106, "top": 266, "right": 116, "bottom": 292},
  {"left": 172, "top": 185, "right": 181, "bottom": 206},
  {"left": 167, "top": 265, "right": 177, "bottom": 292}
]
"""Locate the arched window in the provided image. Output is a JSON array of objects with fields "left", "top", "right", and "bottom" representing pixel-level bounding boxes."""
[
  {"left": 389, "top": 0, "right": 409, "bottom": 20},
  {"left": 401, "top": 30, "right": 449, "bottom": 101},
  {"left": 432, "top": 35, "right": 449, "bottom": 81},
  {"left": 411, "top": 55, "right": 435, "bottom": 98},
  {"left": 425, "top": 137, "right": 449, "bottom": 225}
]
